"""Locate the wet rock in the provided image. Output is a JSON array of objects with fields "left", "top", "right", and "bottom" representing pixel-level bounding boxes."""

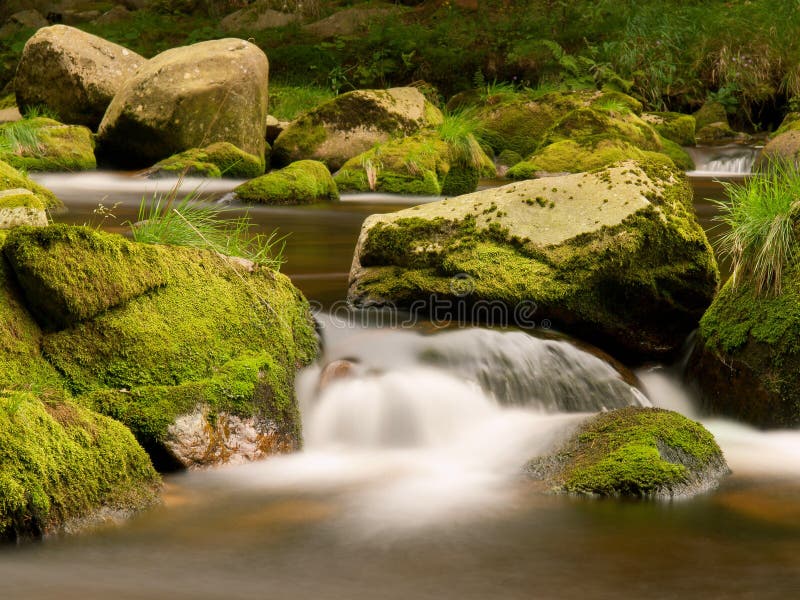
[
  {"left": 272, "top": 87, "right": 442, "bottom": 170},
  {"left": 97, "top": 38, "right": 268, "bottom": 168},
  {"left": 527, "top": 407, "right": 729, "bottom": 498},
  {"left": 318, "top": 359, "right": 358, "bottom": 391},
  {"left": 14, "top": 25, "right": 145, "bottom": 129},
  {"left": 348, "top": 159, "right": 719, "bottom": 360}
]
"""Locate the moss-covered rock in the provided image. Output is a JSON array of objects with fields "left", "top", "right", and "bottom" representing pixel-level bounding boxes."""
[
  {"left": 540, "top": 106, "right": 662, "bottom": 151},
  {"left": 693, "top": 101, "right": 729, "bottom": 132},
  {"left": 527, "top": 407, "right": 729, "bottom": 498},
  {"left": 334, "top": 132, "right": 495, "bottom": 196},
  {"left": 4, "top": 224, "right": 319, "bottom": 468},
  {"left": 146, "top": 142, "right": 266, "bottom": 179},
  {"left": 348, "top": 160, "right": 719, "bottom": 360},
  {"left": 0, "top": 391, "right": 160, "bottom": 541},
  {"left": 0, "top": 159, "right": 61, "bottom": 209},
  {"left": 696, "top": 121, "right": 737, "bottom": 143},
  {"left": 774, "top": 112, "right": 800, "bottom": 135},
  {"left": 97, "top": 38, "right": 269, "bottom": 168},
  {"left": 689, "top": 265, "right": 800, "bottom": 427},
  {"left": 659, "top": 136, "right": 695, "bottom": 170},
  {"left": 643, "top": 111, "right": 697, "bottom": 146},
  {"left": 14, "top": 25, "right": 145, "bottom": 129},
  {"left": 272, "top": 87, "right": 443, "bottom": 170},
  {"left": 235, "top": 160, "right": 338, "bottom": 205},
  {"left": 0, "top": 117, "right": 96, "bottom": 172},
  {"left": 0, "top": 188, "right": 48, "bottom": 229}
]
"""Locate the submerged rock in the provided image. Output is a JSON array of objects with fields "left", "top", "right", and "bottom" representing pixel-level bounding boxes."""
[
  {"left": 14, "top": 25, "right": 145, "bottom": 129},
  {"left": 3, "top": 224, "right": 319, "bottom": 469},
  {"left": 348, "top": 159, "right": 718, "bottom": 360},
  {"left": 272, "top": 87, "right": 442, "bottom": 170},
  {"left": 97, "top": 38, "right": 269, "bottom": 167},
  {"left": 0, "top": 159, "right": 61, "bottom": 209},
  {"left": 689, "top": 265, "right": 800, "bottom": 428},
  {"left": 145, "top": 142, "right": 265, "bottom": 179},
  {"left": 0, "top": 117, "right": 96, "bottom": 172},
  {"left": 527, "top": 407, "right": 729, "bottom": 498},
  {"left": 235, "top": 160, "right": 338, "bottom": 205},
  {"left": 334, "top": 132, "right": 495, "bottom": 196}
]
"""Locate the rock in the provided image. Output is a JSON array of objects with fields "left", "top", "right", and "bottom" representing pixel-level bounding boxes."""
[
  {"left": 265, "top": 115, "right": 287, "bottom": 145},
  {"left": 696, "top": 121, "right": 737, "bottom": 143},
  {"left": 334, "top": 132, "right": 495, "bottom": 195},
  {"left": 527, "top": 407, "right": 729, "bottom": 498},
  {"left": 348, "top": 160, "right": 719, "bottom": 360},
  {"left": 272, "top": 87, "right": 442, "bottom": 170},
  {"left": 303, "top": 5, "right": 400, "bottom": 38},
  {"left": 689, "top": 266, "right": 800, "bottom": 428},
  {"left": 0, "top": 391, "right": 160, "bottom": 541},
  {"left": 97, "top": 38, "right": 268, "bottom": 168},
  {"left": 145, "top": 142, "right": 265, "bottom": 179},
  {"left": 235, "top": 160, "right": 338, "bottom": 205},
  {"left": 1, "top": 9, "right": 49, "bottom": 32},
  {"left": 0, "top": 107, "right": 21, "bottom": 124},
  {"left": 14, "top": 25, "right": 145, "bottom": 129},
  {"left": 220, "top": 3, "right": 299, "bottom": 32},
  {"left": 755, "top": 130, "right": 800, "bottom": 169},
  {"left": 94, "top": 5, "right": 131, "bottom": 25},
  {"left": 0, "top": 117, "right": 96, "bottom": 171},
  {"left": 642, "top": 111, "right": 696, "bottom": 146},
  {"left": 2, "top": 224, "right": 319, "bottom": 469},
  {"left": 61, "top": 9, "right": 102, "bottom": 24},
  {"left": 0, "top": 159, "right": 61, "bottom": 209},
  {"left": 0, "top": 189, "right": 48, "bottom": 229},
  {"left": 774, "top": 111, "right": 800, "bottom": 136},
  {"left": 693, "top": 101, "right": 729, "bottom": 132},
  {"left": 318, "top": 359, "right": 358, "bottom": 391}
]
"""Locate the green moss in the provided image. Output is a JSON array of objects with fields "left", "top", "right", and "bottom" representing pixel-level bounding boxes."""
[
  {"left": 540, "top": 107, "right": 662, "bottom": 151},
  {"left": 658, "top": 136, "right": 695, "bottom": 170},
  {"left": 775, "top": 112, "right": 800, "bottom": 135},
  {"left": 0, "top": 160, "right": 61, "bottom": 209},
  {"left": 149, "top": 142, "right": 265, "bottom": 179},
  {"left": 554, "top": 407, "right": 723, "bottom": 497},
  {"left": 589, "top": 91, "right": 643, "bottom": 115},
  {"left": 3, "top": 225, "right": 171, "bottom": 330},
  {"left": 0, "top": 118, "right": 96, "bottom": 172},
  {"left": 497, "top": 149, "right": 523, "bottom": 168},
  {"left": 649, "top": 112, "right": 696, "bottom": 146},
  {"left": 508, "top": 139, "right": 649, "bottom": 179},
  {"left": 441, "top": 164, "right": 480, "bottom": 196},
  {"left": 477, "top": 96, "right": 566, "bottom": 157},
  {"left": 271, "top": 118, "right": 327, "bottom": 167},
  {"left": 693, "top": 101, "right": 729, "bottom": 131},
  {"left": 235, "top": 160, "right": 338, "bottom": 205},
  {"left": 0, "top": 190, "right": 45, "bottom": 210},
  {"left": 696, "top": 122, "right": 736, "bottom": 141},
  {"left": 0, "top": 391, "right": 159, "bottom": 541}
]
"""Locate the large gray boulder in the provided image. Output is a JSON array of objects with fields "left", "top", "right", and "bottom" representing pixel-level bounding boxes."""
[
  {"left": 348, "top": 159, "right": 719, "bottom": 360},
  {"left": 272, "top": 87, "right": 443, "bottom": 170},
  {"left": 14, "top": 25, "right": 145, "bottom": 129},
  {"left": 97, "top": 38, "right": 269, "bottom": 168}
]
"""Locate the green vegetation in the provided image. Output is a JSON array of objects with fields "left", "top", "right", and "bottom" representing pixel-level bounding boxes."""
[
  {"left": 270, "top": 82, "right": 336, "bottom": 121},
  {"left": 131, "top": 185, "right": 286, "bottom": 270},
  {"left": 148, "top": 142, "right": 265, "bottom": 179},
  {"left": 234, "top": 160, "right": 339, "bottom": 205},
  {"left": 712, "top": 160, "right": 800, "bottom": 296},
  {"left": 0, "top": 160, "right": 61, "bottom": 209},
  {"left": 552, "top": 408, "right": 725, "bottom": 497},
  {"left": 0, "top": 117, "right": 96, "bottom": 172}
]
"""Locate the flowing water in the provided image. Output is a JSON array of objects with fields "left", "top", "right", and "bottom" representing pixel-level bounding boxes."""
[{"left": 3, "top": 169, "right": 799, "bottom": 599}]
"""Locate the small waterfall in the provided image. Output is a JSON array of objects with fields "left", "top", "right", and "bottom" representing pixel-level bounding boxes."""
[{"left": 687, "top": 145, "right": 760, "bottom": 177}]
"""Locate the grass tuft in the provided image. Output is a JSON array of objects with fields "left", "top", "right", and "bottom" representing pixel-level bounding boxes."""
[
  {"left": 712, "top": 160, "right": 800, "bottom": 296},
  {"left": 437, "top": 108, "right": 486, "bottom": 168},
  {"left": 129, "top": 181, "right": 286, "bottom": 270}
]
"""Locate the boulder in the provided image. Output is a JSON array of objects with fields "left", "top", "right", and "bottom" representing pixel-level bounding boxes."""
[
  {"left": 334, "top": 132, "right": 495, "bottom": 196},
  {"left": 97, "top": 38, "right": 269, "bottom": 168},
  {"left": 0, "top": 117, "right": 96, "bottom": 171},
  {"left": 0, "top": 189, "right": 48, "bottom": 229},
  {"left": 696, "top": 121, "right": 737, "bottom": 143},
  {"left": 220, "top": 3, "right": 299, "bottom": 32},
  {"left": 145, "top": 142, "right": 265, "bottom": 179},
  {"left": 642, "top": 111, "right": 696, "bottom": 146},
  {"left": 693, "top": 101, "right": 729, "bottom": 132},
  {"left": 272, "top": 87, "right": 443, "bottom": 170},
  {"left": 689, "top": 265, "right": 800, "bottom": 428},
  {"left": 774, "top": 111, "right": 800, "bottom": 136},
  {"left": 303, "top": 5, "right": 400, "bottom": 38},
  {"left": 348, "top": 160, "right": 719, "bottom": 360},
  {"left": 3, "top": 224, "right": 319, "bottom": 469},
  {"left": 0, "top": 10, "right": 48, "bottom": 37},
  {"left": 755, "top": 130, "right": 800, "bottom": 169},
  {"left": 527, "top": 407, "right": 729, "bottom": 498},
  {"left": 14, "top": 25, "right": 145, "bottom": 129},
  {"left": 94, "top": 5, "right": 131, "bottom": 25},
  {"left": 235, "top": 160, "right": 338, "bottom": 205},
  {"left": 0, "top": 159, "right": 61, "bottom": 209}
]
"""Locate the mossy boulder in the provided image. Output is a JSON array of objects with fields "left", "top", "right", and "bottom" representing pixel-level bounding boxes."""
[
  {"left": 689, "top": 265, "right": 800, "bottom": 428},
  {"left": 334, "top": 132, "right": 495, "bottom": 196},
  {"left": 97, "top": 39, "right": 269, "bottom": 168},
  {"left": 0, "top": 391, "right": 160, "bottom": 541},
  {"left": 755, "top": 130, "right": 800, "bottom": 169},
  {"left": 14, "top": 25, "right": 145, "bottom": 129},
  {"left": 527, "top": 407, "right": 729, "bottom": 498},
  {"left": 0, "top": 189, "right": 48, "bottom": 229},
  {"left": 643, "top": 111, "right": 697, "bottom": 146},
  {"left": 3, "top": 224, "right": 320, "bottom": 468},
  {"left": 146, "top": 142, "right": 265, "bottom": 179},
  {"left": 539, "top": 106, "right": 662, "bottom": 151},
  {"left": 272, "top": 87, "right": 443, "bottom": 170},
  {"left": 235, "top": 160, "right": 339, "bottom": 205},
  {"left": 0, "top": 159, "right": 61, "bottom": 209},
  {"left": 0, "top": 117, "right": 96, "bottom": 172},
  {"left": 774, "top": 112, "right": 800, "bottom": 135},
  {"left": 348, "top": 160, "right": 719, "bottom": 360},
  {"left": 696, "top": 121, "right": 737, "bottom": 143},
  {"left": 693, "top": 101, "right": 729, "bottom": 132}
]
